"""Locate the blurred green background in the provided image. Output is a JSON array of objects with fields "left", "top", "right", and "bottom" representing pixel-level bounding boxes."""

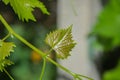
[{"left": 90, "top": 0, "right": 120, "bottom": 80}]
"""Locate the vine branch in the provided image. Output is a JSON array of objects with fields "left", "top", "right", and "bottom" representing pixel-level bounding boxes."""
[
  {"left": 0, "top": 14, "right": 74, "bottom": 77},
  {"left": 3, "top": 69, "right": 14, "bottom": 80},
  {"left": 39, "top": 58, "right": 46, "bottom": 80},
  {"left": 0, "top": 14, "right": 92, "bottom": 80}
]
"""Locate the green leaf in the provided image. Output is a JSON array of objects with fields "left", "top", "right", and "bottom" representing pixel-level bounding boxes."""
[
  {"left": 0, "top": 40, "right": 16, "bottom": 60},
  {"left": 2, "top": 0, "right": 49, "bottom": 21},
  {"left": 90, "top": 0, "right": 120, "bottom": 50},
  {"left": 2, "top": 0, "right": 9, "bottom": 5},
  {"left": 0, "top": 59, "right": 14, "bottom": 72},
  {"left": 45, "top": 25, "right": 76, "bottom": 59}
]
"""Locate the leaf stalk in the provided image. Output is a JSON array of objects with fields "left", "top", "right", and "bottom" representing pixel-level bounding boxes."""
[
  {"left": 39, "top": 58, "right": 46, "bottom": 80},
  {"left": 3, "top": 68, "right": 14, "bottom": 80}
]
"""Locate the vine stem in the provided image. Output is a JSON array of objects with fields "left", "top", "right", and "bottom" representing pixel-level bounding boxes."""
[
  {"left": 39, "top": 58, "right": 46, "bottom": 80},
  {"left": 3, "top": 69, "right": 14, "bottom": 80},
  {"left": 2, "top": 33, "right": 11, "bottom": 41},
  {"left": 0, "top": 14, "right": 92, "bottom": 80},
  {"left": 46, "top": 56, "right": 75, "bottom": 76},
  {"left": 0, "top": 15, "right": 45, "bottom": 57},
  {"left": 0, "top": 14, "right": 73, "bottom": 75},
  {"left": 77, "top": 74, "right": 93, "bottom": 80}
]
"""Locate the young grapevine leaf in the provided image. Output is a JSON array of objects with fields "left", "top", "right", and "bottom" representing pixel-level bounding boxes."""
[
  {"left": 2, "top": 0, "right": 50, "bottom": 21},
  {"left": 0, "top": 40, "right": 16, "bottom": 60},
  {"left": 45, "top": 25, "right": 76, "bottom": 59},
  {"left": 0, "top": 59, "right": 14, "bottom": 72}
]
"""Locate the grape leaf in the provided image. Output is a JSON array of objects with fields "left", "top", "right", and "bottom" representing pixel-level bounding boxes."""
[
  {"left": 45, "top": 25, "right": 76, "bottom": 59},
  {"left": 0, "top": 59, "right": 14, "bottom": 72},
  {"left": 2, "top": 0, "right": 50, "bottom": 21},
  {"left": 0, "top": 40, "right": 16, "bottom": 60}
]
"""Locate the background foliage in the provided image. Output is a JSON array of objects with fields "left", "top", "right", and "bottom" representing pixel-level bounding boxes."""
[
  {"left": 90, "top": 0, "right": 120, "bottom": 80},
  {"left": 91, "top": 0, "right": 120, "bottom": 51}
]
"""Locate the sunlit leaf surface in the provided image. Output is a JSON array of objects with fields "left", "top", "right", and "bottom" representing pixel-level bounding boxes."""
[
  {"left": 0, "top": 40, "right": 15, "bottom": 60},
  {"left": 2, "top": 0, "right": 49, "bottom": 21},
  {"left": 45, "top": 25, "right": 76, "bottom": 59},
  {"left": 0, "top": 59, "right": 14, "bottom": 72}
]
